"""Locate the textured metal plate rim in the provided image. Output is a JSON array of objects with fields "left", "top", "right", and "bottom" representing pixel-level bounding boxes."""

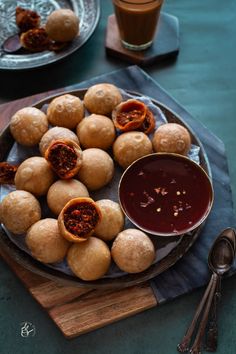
[
  {"left": 0, "top": 0, "right": 100, "bottom": 70},
  {"left": 0, "top": 88, "right": 212, "bottom": 289}
]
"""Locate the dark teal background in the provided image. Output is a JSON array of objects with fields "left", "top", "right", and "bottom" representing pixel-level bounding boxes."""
[{"left": 1, "top": 1, "right": 236, "bottom": 353}]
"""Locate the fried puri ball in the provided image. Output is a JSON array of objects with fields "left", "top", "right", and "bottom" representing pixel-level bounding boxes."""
[
  {"left": 0, "top": 190, "right": 41, "bottom": 234},
  {"left": 77, "top": 148, "right": 114, "bottom": 190},
  {"left": 26, "top": 218, "right": 70, "bottom": 263},
  {"left": 47, "top": 179, "right": 89, "bottom": 216},
  {"left": 111, "top": 229, "right": 155, "bottom": 273},
  {"left": 45, "top": 9, "right": 79, "bottom": 42},
  {"left": 58, "top": 197, "right": 101, "bottom": 242},
  {"left": 76, "top": 114, "right": 116, "bottom": 150},
  {"left": 94, "top": 199, "right": 125, "bottom": 241},
  {"left": 152, "top": 123, "right": 191, "bottom": 156},
  {"left": 39, "top": 126, "right": 79, "bottom": 156},
  {"left": 113, "top": 131, "right": 153, "bottom": 169},
  {"left": 10, "top": 107, "right": 48, "bottom": 146},
  {"left": 67, "top": 237, "right": 111, "bottom": 281},
  {"left": 47, "top": 94, "right": 84, "bottom": 129},
  {"left": 83, "top": 83, "right": 122, "bottom": 116},
  {"left": 15, "top": 156, "right": 55, "bottom": 196}
]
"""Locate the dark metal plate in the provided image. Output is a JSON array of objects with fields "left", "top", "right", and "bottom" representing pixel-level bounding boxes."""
[{"left": 0, "top": 89, "right": 212, "bottom": 289}]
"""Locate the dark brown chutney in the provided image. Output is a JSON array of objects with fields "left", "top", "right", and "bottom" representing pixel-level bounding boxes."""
[
  {"left": 47, "top": 142, "right": 77, "bottom": 178},
  {"left": 119, "top": 154, "right": 213, "bottom": 236},
  {"left": 63, "top": 202, "right": 100, "bottom": 238}
]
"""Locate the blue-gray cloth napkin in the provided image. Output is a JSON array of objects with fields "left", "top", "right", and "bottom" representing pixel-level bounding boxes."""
[{"left": 66, "top": 65, "right": 236, "bottom": 302}]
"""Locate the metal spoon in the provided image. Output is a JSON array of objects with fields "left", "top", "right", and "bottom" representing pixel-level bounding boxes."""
[
  {"left": 1, "top": 34, "right": 22, "bottom": 54},
  {"left": 177, "top": 227, "right": 236, "bottom": 353},
  {"left": 205, "top": 227, "right": 236, "bottom": 351}
]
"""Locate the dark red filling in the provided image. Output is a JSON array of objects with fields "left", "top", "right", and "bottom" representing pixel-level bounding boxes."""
[
  {"left": 21, "top": 28, "right": 51, "bottom": 52},
  {"left": 63, "top": 202, "right": 100, "bottom": 237},
  {"left": 0, "top": 162, "right": 18, "bottom": 184},
  {"left": 48, "top": 143, "right": 77, "bottom": 177},
  {"left": 115, "top": 100, "right": 146, "bottom": 130}
]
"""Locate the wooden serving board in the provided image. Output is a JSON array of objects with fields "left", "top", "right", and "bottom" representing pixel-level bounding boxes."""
[
  {"left": 0, "top": 248, "right": 156, "bottom": 338},
  {"left": 0, "top": 90, "right": 157, "bottom": 339}
]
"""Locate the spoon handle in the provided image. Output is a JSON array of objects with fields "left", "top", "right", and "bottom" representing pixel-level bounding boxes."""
[
  {"left": 177, "top": 274, "right": 215, "bottom": 353},
  {"left": 205, "top": 275, "right": 222, "bottom": 352},
  {"left": 189, "top": 273, "right": 218, "bottom": 354}
]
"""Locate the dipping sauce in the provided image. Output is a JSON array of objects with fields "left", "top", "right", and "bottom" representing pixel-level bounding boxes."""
[
  {"left": 112, "top": 0, "right": 164, "bottom": 50},
  {"left": 119, "top": 153, "right": 213, "bottom": 236}
]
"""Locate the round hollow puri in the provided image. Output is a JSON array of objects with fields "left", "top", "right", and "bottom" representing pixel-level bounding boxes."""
[
  {"left": 94, "top": 199, "right": 125, "bottom": 241},
  {"left": 47, "top": 179, "right": 89, "bottom": 216},
  {"left": 113, "top": 131, "right": 153, "bottom": 169},
  {"left": 26, "top": 218, "right": 70, "bottom": 263},
  {"left": 10, "top": 107, "right": 48, "bottom": 146},
  {"left": 0, "top": 190, "right": 41, "bottom": 234},
  {"left": 47, "top": 94, "right": 84, "bottom": 130},
  {"left": 76, "top": 114, "right": 116, "bottom": 150},
  {"left": 14, "top": 156, "right": 55, "bottom": 196},
  {"left": 67, "top": 237, "right": 111, "bottom": 281},
  {"left": 83, "top": 83, "right": 122, "bottom": 115},
  {"left": 111, "top": 228, "right": 155, "bottom": 273},
  {"left": 119, "top": 153, "right": 214, "bottom": 237},
  {"left": 77, "top": 148, "right": 114, "bottom": 190},
  {"left": 45, "top": 9, "right": 79, "bottom": 42},
  {"left": 152, "top": 123, "right": 191, "bottom": 156}
]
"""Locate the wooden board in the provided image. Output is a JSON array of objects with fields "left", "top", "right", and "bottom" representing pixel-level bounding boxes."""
[
  {"left": 0, "top": 248, "right": 156, "bottom": 338},
  {"left": 0, "top": 248, "right": 157, "bottom": 338},
  {"left": 0, "top": 90, "right": 157, "bottom": 339}
]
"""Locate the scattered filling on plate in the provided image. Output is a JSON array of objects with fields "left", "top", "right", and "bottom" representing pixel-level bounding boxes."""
[{"left": 0, "top": 162, "right": 18, "bottom": 184}]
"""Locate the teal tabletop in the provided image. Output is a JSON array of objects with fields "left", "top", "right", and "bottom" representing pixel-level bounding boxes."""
[{"left": 1, "top": 1, "right": 236, "bottom": 353}]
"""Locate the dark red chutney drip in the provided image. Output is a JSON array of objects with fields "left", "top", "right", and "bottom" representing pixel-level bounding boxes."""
[
  {"left": 64, "top": 202, "right": 99, "bottom": 237},
  {"left": 119, "top": 155, "right": 212, "bottom": 235},
  {"left": 48, "top": 143, "right": 77, "bottom": 177}
]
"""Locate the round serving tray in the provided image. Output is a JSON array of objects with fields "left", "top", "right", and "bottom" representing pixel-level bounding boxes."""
[
  {"left": 0, "top": 0, "right": 100, "bottom": 70},
  {"left": 0, "top": 89, "right": 212, "bottom": 289}
]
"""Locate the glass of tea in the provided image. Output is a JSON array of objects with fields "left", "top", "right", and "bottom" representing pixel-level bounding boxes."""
[{"left": 112, "top": 0, "right": 164, "bottom": 51}]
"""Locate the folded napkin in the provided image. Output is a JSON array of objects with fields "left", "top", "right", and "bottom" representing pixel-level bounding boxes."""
[{"left": 65, "top": 65, "right": 236, "bottom": 302}]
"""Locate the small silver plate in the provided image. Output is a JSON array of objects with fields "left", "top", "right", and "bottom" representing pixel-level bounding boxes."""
[{"left": 0, "top": 0, "right": 100, "bottom": 70}]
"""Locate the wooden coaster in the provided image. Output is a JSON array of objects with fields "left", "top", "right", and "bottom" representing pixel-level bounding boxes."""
[{"left": 105, "top": 13, "right": 179, "bottom": 66}]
